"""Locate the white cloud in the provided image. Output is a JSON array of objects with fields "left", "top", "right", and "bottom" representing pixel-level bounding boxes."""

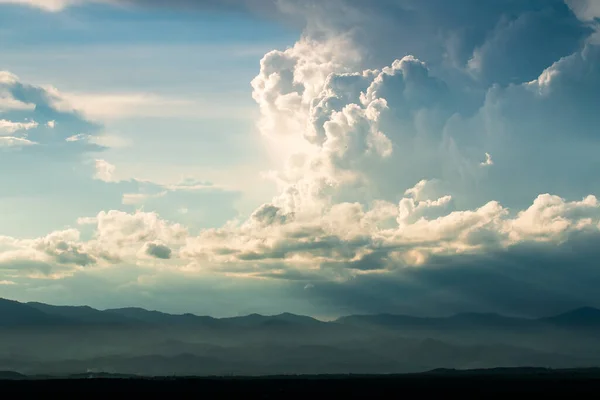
[
  {"left": 0, "top": 72, "right": 35, "bottom": 111},
  {"left": 77, "top": 210, "right": 188, "bottom": 262},
  {"left": 122, "top": 191, "right": 167, "bottom": 205},
  {"left": 93, "top": 159, "right": 116, "bottom": 182},
  {"left": 89, "top": 134, "right": 132, "bottom": 149},
  {"left": 508, "top": 194, "right": 600, "bottom": 242},
  {"left": 0, "top": 136, "right": 37, "bottom": 147},
  {"left": 1, "top": 185, "right": 599, "bottom": 282},
  {"left": 0, "top": 0, "right": 111, "bottom": 11},
  {"left": 66, "top": 133, "right": 131, "bottom": 148},
  {"left": 480, "top": 152, "right": 493, "bottom": 167},
  {"left": 65, "top": 134, "right": 88, "bottom": 142},
  {"left": 566, "top": 0, "right": 600, "bottom": 22},
  {"left": 404, "top": 179, "right": 429, "bottom": 200},
  {"left": 0, "top": 97, "right": 35, "bottom": 112},
  {"left": 50, "top": 91, "right": 254, "bottom": 121},
  {"left": 0, "top": 119, "right": 38, "bottom": 134},
  {"left": 46, "top": 120, "right": 56, "bottom": 128}
]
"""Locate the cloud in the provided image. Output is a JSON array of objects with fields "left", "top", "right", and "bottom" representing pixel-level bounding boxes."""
[
  {"left": 94, "top": 159, "right": 116, "bottom": 182},
  {"left": 0, "top": 119, "right": 38, "bottom": 134},
  {"left": 306, "top": 229, "right": 600, "bottom": 317},
  {"left": 53, "top": 91, "right": 237, "bottom": 121},
  {"left": 77, "top": 210, "right": 188, "bottom": 259},
  {"left": 0, "top": 0, "right": 285, "bottom": 16},
  {"left": 0, "top": 70, "right": 105, "bottom": 156},
  {"left": 0, "top": 136, "right": 36, "bottom": 148},
  {"left": 0, "top": 0, "right": 108, "bottom": 11},
  {"left": 122, "top": 191, "right": 167, "bottom": 206},
  {"left": 566, "top": 0, "right": 600, "bottom": 21},
  {"left": 144, "top": 242, "right": 173, "bottom": 260},
  {"left": 65, "top": 134, "right": 88, "bottom": 142},
  {"left": 0, "top": 229, "right": 95, "bottom": 279},
  {"left": 3, "top": 0, "right": 600, "bottom": 318},
  {"left": 480, "top": 152, "right": 493, "bottom": 167}
]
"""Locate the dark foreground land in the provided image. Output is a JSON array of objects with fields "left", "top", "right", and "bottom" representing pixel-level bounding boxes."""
[{"left": 3, "top": 369, "right": 600, "bottom": 395}]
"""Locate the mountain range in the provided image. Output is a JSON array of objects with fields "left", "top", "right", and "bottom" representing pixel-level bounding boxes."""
[
  {"left": 2, "top": 298, "right": 600, "bottom": 376},
  {"left": 2, "top": 297, "right": 600, "bottom": 330}
]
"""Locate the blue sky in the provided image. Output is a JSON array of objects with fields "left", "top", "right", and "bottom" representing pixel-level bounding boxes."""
[
  {"left": 0, "top": 1, "right": 298, "bottom": 237},
  {"left": 1, "top": 0, "right": 600, "bottom": 319}
]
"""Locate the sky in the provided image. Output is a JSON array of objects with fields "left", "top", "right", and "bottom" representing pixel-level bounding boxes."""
[{"left": 1, "top": 0, "right": 600, "bottom": 319}]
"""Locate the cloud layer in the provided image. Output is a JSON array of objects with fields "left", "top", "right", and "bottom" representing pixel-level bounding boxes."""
[{"left": 2, "top": 0, "right": 600, "bottom": 316}]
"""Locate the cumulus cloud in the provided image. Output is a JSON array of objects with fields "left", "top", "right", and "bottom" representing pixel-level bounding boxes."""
[
  {"left": 305, "top": 229, "right": 600, "bottom": 317},
  {"left": 566, "top": 0, "right": 600, "bottom": 21},
  {"left": 3, "top": 0, "right": 600, "bottom": 317}
]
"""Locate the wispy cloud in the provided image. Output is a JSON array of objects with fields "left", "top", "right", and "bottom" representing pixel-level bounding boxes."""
[
  {"left": 480, "top": 152, "right": 494, "bottom": 167},
  {"left": 51, "top": 91, "right": 256, "bottom": 121}
]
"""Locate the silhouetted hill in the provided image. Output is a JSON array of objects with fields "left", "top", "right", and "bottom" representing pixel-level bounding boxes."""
[
  {"left": 4, "top": 298, "right": 600, "bottom": 332},
  {"left": 448, "top": 312, "right": 531, "bottom": 327},
  {"left": 0, "top": 299, "right": 73, "bottom": 327},
  {"left": 5, "top": 369, "right": 600, "bottom": 395},
  {"left": 222, "top": 312, "right": 325, "bottom": 328},
  {"left": 27, "top": 303, "right": 134, "bottom": 326},
  {"left": 335, "top": 313, "right": 430, "bottom": 329},
  {"left": 335, "top": 312, "right": 536, "bottom": 331},
  {"left": 543, "top": 307, "right": 600, "bottom": 328},
  {"left": 2, "top": 298, "right": 600, "bottom": 376},
  {"left": 0, "top": 370, "right": 26, "bottom": 380},
  {"left": 104, "top": 308, "right": 218, "bottom": 327}
]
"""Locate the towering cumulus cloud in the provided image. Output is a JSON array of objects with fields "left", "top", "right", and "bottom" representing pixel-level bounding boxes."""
[{"left": 2, "top": 0, "right": 600, "bottom": 316}]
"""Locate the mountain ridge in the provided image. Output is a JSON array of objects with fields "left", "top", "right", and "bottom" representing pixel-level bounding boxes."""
[
  {"left": 1, "top": 298, "right": 600, "bottom": 376},
  {"left": 2, "top": 298, "right": 600, "bottom": 330}
]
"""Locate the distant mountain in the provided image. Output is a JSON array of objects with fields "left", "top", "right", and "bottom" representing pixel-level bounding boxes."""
[
  {"left": 222, "top": 312, "right": 325, "bottom": 328},
  {"left": 104, "top": 308, "right": 219, "bottom": 327},
  {"left": 1, "top": 340, "right": 585, "bottom": 376},
  {"left": 2, "top": 298, "right": 600, "bottom": 376},
  {"left": 335, "top": 312, "right": 535, "bottom": 331},
  {"left": 27, "top": 303, "right": 135, "bottom": 326},
  {"left": 2, "top": 297, "right": 600, "bottom": 334},
  {"left": 0, "top": 370, "right": 26, "bottom": 380},
  {"left": 336, "top": 313, "right": 431, "bottom": 329},
  {"left": 0, "top": 299, "right": 73, "bottom": 327},
  {"left": 0, "top": 299, "right": 326, "bottom": 331},
  {"left": 542, "top": 307, "right": 600, "bottom": 328},
  {"left": 446, "top": 312, "right": 535, "bottom": 328}
]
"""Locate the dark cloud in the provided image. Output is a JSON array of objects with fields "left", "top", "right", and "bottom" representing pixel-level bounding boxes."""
[
  {"left": 249, "top": 204, "right": 292, "bottom": 226},
  {"left": 144, "top": 242, "right": 172, "bottom": 260},
  {"left": 305, "top": 230, "right": 600, "bottom": 318},
  {"left": 271, "top": 0, "right": 591, "bottom": 86},
  {"left": 449, "top": 42, "right": 600, "bottom": 211},
  {"left": 113, "top": 0, "right": 591, "bottom": 85}
]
